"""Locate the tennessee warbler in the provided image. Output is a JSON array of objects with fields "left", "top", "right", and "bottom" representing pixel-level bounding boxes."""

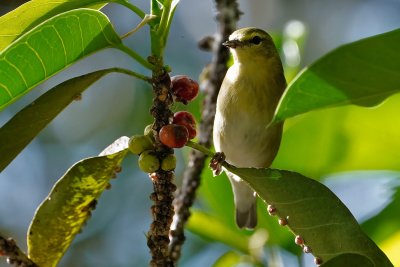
[{"left": 213, "top": 28, "right": 286, "bottom": 229}]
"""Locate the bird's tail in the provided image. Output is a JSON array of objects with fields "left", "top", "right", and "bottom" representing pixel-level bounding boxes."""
[{"left": 228, "top": 173, "right": 257, "bottom": 229}]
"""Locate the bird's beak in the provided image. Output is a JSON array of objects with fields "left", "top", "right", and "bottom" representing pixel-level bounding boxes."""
[{"left": 223, "top": 40, "right": 241, "bottom": 48}]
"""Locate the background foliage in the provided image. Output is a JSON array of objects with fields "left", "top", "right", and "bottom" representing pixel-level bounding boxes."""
[{"left": 0, "top": 0, "right": 399, "bottom": 266}]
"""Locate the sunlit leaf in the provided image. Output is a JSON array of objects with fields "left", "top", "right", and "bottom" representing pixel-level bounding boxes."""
[
  {"left": 0, "top": 8, "right": 121, "bottom": 111},
  {"left": 0, "top": 0, "right": 133, "bottom": 50},
  {"left": 273, "top": 93, "right": 400, "bottom": 178},
  {"left": 380, "top": 231, "right": 400, "bottom": 266},
  {"left": 273, "top": 29, "right": 400, "bottom": 123},
  {"left": 212, "top": 251, "right": 243, "bottom": 267},
  {"left": 224, "top": 166, "right": 393, "bottom": 266},
  {"left": 27, "top": 136, "right": 129, "bottom": 267},
  {"left": 0, "top": 68, "right": 126, "bottom": 172}
]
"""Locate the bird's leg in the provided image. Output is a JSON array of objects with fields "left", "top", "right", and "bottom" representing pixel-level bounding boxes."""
[{"left": 209, "top": 152, "right": 226, "bottom": 176}]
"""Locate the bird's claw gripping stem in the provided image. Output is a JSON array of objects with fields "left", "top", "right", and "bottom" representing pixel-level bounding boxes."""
[{"left": 209, "top": 152, "right": 226, "bottom": 176}]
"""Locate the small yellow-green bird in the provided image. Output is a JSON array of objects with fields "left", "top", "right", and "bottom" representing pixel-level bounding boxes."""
[{"left": 213, "top": 27, "right": 286, "bottom": 229}]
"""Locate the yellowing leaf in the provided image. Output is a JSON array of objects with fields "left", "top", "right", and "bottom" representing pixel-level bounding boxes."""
[{"left": 27, "top": 137, "right": 129, "bottom": 267}]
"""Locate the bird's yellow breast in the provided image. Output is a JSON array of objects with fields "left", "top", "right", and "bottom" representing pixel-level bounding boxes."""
[{"left": 214, "top": 59, "right": 284, "bottom": 167}]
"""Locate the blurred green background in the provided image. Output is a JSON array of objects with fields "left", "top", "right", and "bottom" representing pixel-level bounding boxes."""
[{"left": 1, "top": 0, "right": 400, "bottom": 266}]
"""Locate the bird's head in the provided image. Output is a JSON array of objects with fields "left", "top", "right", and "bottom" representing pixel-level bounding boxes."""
[{"left": 223, "top": 27, "right": 279, "bottom": 63}]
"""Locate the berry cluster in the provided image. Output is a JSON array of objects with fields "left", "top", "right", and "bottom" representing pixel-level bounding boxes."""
[
  {"left": 128, "top": 75, "right": 199, "bottom": 173},
  {"left": 129, "top": 125, "right": 179, "bottom": 173},
  {"left": 159, "top": 75, "right": 199, "bottom": 149}
]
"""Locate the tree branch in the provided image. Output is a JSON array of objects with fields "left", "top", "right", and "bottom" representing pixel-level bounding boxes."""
[
  {"left": 0, "top": 235, "right": 38, "bottom": 267},
  {"left": 147, "top": 57, "right": 176, "bottom": 267},
  {"left": 169, "top": 0, "right": 241, "bottom": 263}
]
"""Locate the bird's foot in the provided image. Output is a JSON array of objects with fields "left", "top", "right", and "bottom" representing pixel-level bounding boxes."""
[{"left": 209, "top": 152, "right": 226, "bottom": 176}]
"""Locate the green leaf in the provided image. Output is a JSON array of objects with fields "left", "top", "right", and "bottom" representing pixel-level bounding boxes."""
[
  {"left": 187, "top": 210, "right": 250, "bottom": 253},
  {"left": 0, "top": 0, "right": 112, "bottom": 51},
  {"left": 224, "top": 166, "right": 393, "bottom": 266},
  {"left": 273, "top": 93, "right": 400, "bottom": 179},
  {"left": 0, "top": 68, "right": 125, "bottom": 172},
  {"left": 198, "top": 160, "right": 294, "bottom": 250},
  {"left": 321, "top": 253, "right": 374, "bottom": 267},
  {"left": 0, "top": 8, "right": 121, "bottom": 111},
  {"left": 27, "top": 136, "right": 129, "bottom": 267},
  {"left": 273, "top": 29, "right": 400, "bottom": 123},
  {"left": 212, "top": 251, "right": 242, "bottom": 267},
  {"left": 165, "top": 0, "right": 180, "bottom": 38}
]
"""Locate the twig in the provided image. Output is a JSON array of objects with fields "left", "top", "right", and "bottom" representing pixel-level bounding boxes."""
[
  {"left": 147, "top": 58, "right": 176, "bottom": 267},
  {"left": 0, "top": 235, "right": 38, "bottom": 267},
  {"left": 169, "top": 0, "right": 241, "bottom": 263},
  {"left": 121, "top": 14, "right": 157, "bottom": 39}
]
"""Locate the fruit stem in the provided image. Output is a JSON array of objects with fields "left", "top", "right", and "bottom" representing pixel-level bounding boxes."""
[
  {"left": 111, "top": 67, "right": 152, "bottom": 83},
  {"left": 185, "top": 140, "right": 214, "bottom": 157},
  {"left": 121, "top": 14, "right": 157, "bottom": 40},
  {"left": 185, "top": 141, "right": 236, "bottom": 171},
  {"left": 117, "top": 44, "right": 155, "bottom": 70}
]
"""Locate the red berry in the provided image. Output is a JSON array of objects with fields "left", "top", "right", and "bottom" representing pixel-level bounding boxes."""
[
  {"left": 159, "top": 124, "right": 189, "bottom": 148},
  {"left": 171, "top": 75, "right": 199, "bottom": 104},
  {"left": 173, "top": 111, "right": 197, "bottom": 139}
]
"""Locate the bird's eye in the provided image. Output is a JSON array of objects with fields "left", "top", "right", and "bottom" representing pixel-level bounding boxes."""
[{"left": 250, "top": 36, "right": 262, "bottom": 45}]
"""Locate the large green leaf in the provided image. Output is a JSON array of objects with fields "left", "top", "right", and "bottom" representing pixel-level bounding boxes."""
[
  {"left": 273, "top": 29, "right": 400, "bottom": 123},
  {"left": 224, "top": 166, "right": 393, "bottom": 266},
  {"left": 0, "top": 0, "right": 128, "bottom": 51},
  {"left": 0, "top": 68, "right": 127, "bottom": 172},
  {"left": 27, "top": 136, "right": 129, "bottom": 267},
  {"left": 321, "top": 253, "right": 374, "bottom": 267},
  {"left": 0, "top": 8, "right": 121, "bottom": 111}
]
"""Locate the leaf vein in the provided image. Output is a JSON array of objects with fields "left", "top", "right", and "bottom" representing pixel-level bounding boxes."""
[
  {"left": 76, "top": 15, "right": 85, "bottom": 56},
  {"left": 0, "top": 82, "right": 12, "bottom": 98},
  {"left": 52, "top": 25, "right": 67, "bottom": 66},
  {"left": 293, "top": 221, "right": 347, "bottom": 231},
  {"left": 95, "top": 14, "right": 113, "bottom": 45},
  {"left": 273, "top": 196, "right": 328, "bottom": 206},
  {"left": 26, "top": 43, "right": 47, "bottom": 78},
  {"left": 4, "top": 57, "right": 28, "bottom": 89}
]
